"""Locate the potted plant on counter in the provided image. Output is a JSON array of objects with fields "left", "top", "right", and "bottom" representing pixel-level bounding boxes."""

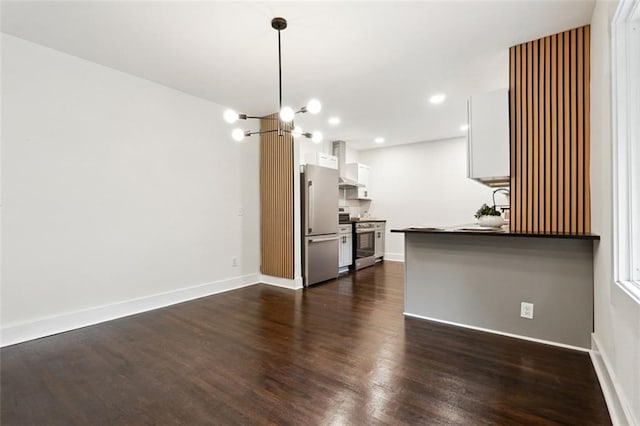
[{"left": 474, "top": 203, "right": 505, "bottom": 228}]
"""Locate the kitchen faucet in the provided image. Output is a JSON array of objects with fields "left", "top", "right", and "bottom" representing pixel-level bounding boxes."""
[{"left": 492, "top": 188, "right": 510, "bottom": 209}]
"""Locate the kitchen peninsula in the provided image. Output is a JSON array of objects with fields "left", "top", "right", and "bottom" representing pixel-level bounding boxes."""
[{"left": 392, "top": 226, "right": 599, "bottom": 349}]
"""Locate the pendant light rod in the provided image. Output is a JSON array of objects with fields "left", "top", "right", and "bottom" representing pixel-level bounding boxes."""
[
  {"left": 271, "top": 16, "right": 288, "bottom": 114},
  {"left": 272, "top": 17, "right": 287, "bottom": 136},
  {"left": 278, "top": 29, "right": 282, "bottom": 112}
]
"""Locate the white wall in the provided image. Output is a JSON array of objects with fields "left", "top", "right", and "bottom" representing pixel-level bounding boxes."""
[
  {"left": 590, "top": 1, "right": 640, "bottom": 424},
  {"left": 359, "top": 138, "right": 504, "bottom": 260},
  {"left": 1, "top": 35, "right": 260, "bottom": 344}
]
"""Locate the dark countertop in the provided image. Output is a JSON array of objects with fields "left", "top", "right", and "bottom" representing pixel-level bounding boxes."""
[
  {"left": 391, "top": 225, "right": 600, "bottom": 240},
  {"left": 340, "top": 219, "right": 387, "bottom": 224}
]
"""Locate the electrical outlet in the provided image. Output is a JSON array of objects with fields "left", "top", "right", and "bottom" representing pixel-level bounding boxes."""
[
  {"left": 520, "top": 302, "right": 534, "bottom": 319},
  {"left": 238, "top": 208, "right": 243, "bottom": 216},
  {"left": 232, "top": 257, "right": 238, "bottom": 267}
]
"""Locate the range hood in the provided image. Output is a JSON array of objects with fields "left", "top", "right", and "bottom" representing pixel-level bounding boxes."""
[
  {"left": 332, "top": 141, "right": 362, "bottom": 187},
  {"left": 339, "top": 176, "right": 361, "bottom": 187}
]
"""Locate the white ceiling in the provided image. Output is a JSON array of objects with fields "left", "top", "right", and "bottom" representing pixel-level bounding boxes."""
[{"left": 1, "top": 1, "right": 595, "bottom": 150}]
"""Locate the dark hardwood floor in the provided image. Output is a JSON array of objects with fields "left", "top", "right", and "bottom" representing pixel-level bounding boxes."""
[{"left": 1, "top": 262, "right": 610, "bottom": 425}]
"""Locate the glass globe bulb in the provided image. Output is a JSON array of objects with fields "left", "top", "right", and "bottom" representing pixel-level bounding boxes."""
[
  {"left": 280, "top": 106, "right": 295, "bottom": 123},
  {"left": 292, "top": 126, "right": 303, "bottom": 138},
  {"left": 306, "top": 99, "right": 322, "bottom": 115},
  {"left": 224, "top": 109, "right": 239, "bottom": 124},
  {"left": 311, "top": 131, "right": 323, "bottom": 144},
  {"left": 231, "top": 128, "right": 245, "bottom": 142}
]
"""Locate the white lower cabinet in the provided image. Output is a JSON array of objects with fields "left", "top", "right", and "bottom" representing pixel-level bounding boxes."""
[{"left": 338, "top": 225, "right": 352, "bottom": 270}]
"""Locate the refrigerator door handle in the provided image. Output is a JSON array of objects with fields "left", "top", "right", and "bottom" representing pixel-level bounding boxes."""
[
  {"left": 308, "top": 180, "right": 314, "bottom": 233},
  {"left": 309, "top": 236, "right": 339, "bottom": 243}
]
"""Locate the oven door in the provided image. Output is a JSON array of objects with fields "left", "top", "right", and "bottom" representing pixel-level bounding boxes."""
[{"left": 355, "top": 230, "right": 375, "bottom": 259}]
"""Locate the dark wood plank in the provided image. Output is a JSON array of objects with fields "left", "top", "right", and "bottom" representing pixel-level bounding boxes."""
[
  {"left": 577, "top": 26, "right": 585, "bottom": 234},
  {"left": 1, "top": 263, "right": 610, "bottom": 425},
  {"left": 551, "top": 33, "right": 558, "bottom": 233},
  {"left": 584, "top": 25, "right": 591, "bottom": 233},
  {"left": 517, "top": 43, "right": 524, "bottom": 232},
  {"left": 564, "top": 30, "right": 571, "bottom": 233},
  {"left": 532, "top": 38, "right": 539, "bottom": 234},
  {"left": 570, "top": 28, "right": 578, "bottom": 234},
  {"left": 510, "top": 46, "right": 517, "bottom": 233},
  {"left": 545, "top": 33, "right": 552, "bottom": 232}
]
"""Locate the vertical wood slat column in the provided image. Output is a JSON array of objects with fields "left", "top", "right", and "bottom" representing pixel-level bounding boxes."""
[
  {"left": 510, "top": 47, "right": 519, "bottom": 232},
  {"left": 564, "top": 32, "right": 570, "bottom": 233},
  {"left": 577, "top": 26, "right": 585, "bottom": 233},
  {"left": 527, "top": 42, "right": 533, "bottom": 232},
  {"left": 260, "top": 114, "right": 294, "bottom": 278},
  {"left": 538, "top": 37, "right": 545, "bottom": 232},
  {"left": 509, "top": 25, "right": 590, "bottom": 234},
  {"left": 558, "top": 35, "right": 565, "bottom": 232},
  {"left": 532, "top": 40, "right": 539, "bottom": 233},
  {"left": 551, "top": 34, "right": 558, "bottom": 233},
  {"left": 517, "top": 44, "right": 523, "bottom": 232},
  {"left": 544, "top": 36, "right": 552, "bottom": 231},
  {"left": 584, "top": 26, "right": 591, "bottom": 231}
]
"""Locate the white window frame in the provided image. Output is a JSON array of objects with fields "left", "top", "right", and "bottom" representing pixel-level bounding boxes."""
[{"left": 612, "top": 0, "right": 640, "bottom": 302}]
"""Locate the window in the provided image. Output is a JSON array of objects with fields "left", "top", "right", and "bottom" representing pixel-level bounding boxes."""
[{"left": 612, "top": 0, "right": 640, "bottom": 299}]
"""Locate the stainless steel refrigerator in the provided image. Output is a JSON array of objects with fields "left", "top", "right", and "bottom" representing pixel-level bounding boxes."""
[{"left": 301, "top": 164, "right": 339, "bottom": 286}]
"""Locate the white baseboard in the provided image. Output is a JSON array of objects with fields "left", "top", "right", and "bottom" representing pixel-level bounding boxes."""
[
  {"left": 590, "top": 333, "right": 636, "bottom": 426},
  {"left": 0, "top": 273, "right": 261, "bottom": 348},
  {"left": 404, "top": 312, "right": 590, "bottom": 352},
  {"left": 384, "top": 252, "right": 405, "bottom": 262},
  {"left": 259, "top": 274, "right": 303, "bottom": 290}
]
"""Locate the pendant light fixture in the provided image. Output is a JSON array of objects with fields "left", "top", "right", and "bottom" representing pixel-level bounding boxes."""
[{"left": 224, "top": 17, "right": 323, "bottom": 143}]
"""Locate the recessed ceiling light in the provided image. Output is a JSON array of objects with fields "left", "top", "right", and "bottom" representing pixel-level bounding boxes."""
[
  {"left": 429, "top": 93, "right": 446, "bottom": 104},
  {"left": 460, "top": 124, "right": 469, "bottom": 131},
  {"left": 374, "top": 137, "right": 385, "bottom": 144},
  {"left": 328, "top": 117, "right": 341, "bottom": 126}
]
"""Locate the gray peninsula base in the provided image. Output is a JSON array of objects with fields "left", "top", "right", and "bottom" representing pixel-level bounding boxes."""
[{"left": 403, "top": 233, "right": 594, "bottom": 349}]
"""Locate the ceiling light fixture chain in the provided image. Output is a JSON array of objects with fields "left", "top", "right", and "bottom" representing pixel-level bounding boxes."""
[{"left": 224, "top": 17, "right": 323, "bottom": 143}]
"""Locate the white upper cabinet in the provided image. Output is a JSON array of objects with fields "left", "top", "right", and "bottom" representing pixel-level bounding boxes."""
[
  {"left": 345, "top": 163, "right": 371, "bottom": 200},
  {"left": 304, "top": 152, "right": 338, "bottom": 169},
  {"left": 345, "top": 163, "right": 370, "bottom": 186},
  {"left": 467, "top": 88, "right": 510, "bottom": 187}
]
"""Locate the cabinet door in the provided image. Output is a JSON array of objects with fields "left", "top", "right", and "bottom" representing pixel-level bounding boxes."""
[
  {"left": 345, "top": 163, "right": 371, "bottom": 186},
  {"left": 346, "top": 187, "right": 370, "bottom": 200},
  {"left": 344, "top": 233, "right": 353, "bottom": 266},
  {"left": 358, "top": 164, "right": 370, "bottom": 187},
  {"left": 338, "top": 235, "right": 345, "bottom": 267},
  {"left": 317, "top": 153, "right": 338, "bottom": 169},
  {"left": 374, "top": 225, "right": 385, "bottom": 258},
  {"left": 468, "top": 89, "right": 509, "bottom": 180},
  {"left": 339, "top": 234, "right": 352, "bottom": 268},
  {"left": 358, "top": 187, "right": 370, "bottom": 200}
]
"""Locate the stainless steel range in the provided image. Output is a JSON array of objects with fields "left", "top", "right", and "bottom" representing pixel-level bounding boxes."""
[{"left": 354, "top": 222, "right": 376, "bottom": 270}]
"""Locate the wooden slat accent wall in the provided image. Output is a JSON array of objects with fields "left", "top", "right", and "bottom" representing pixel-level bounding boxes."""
[
  {"left": 509, "top": 26, "right": 590, "bottom": 234},
  {"left": 260, "top": 114, "right": 294, "bottom": 278}
]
